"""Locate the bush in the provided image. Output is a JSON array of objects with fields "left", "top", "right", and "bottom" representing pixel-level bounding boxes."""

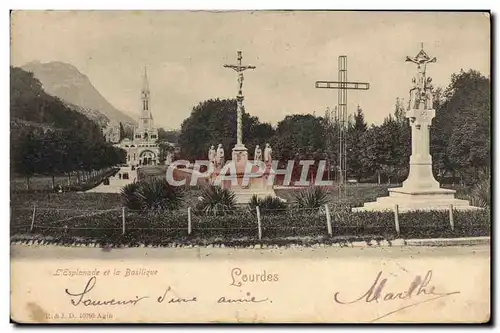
[
  {"left": 293, "top": 186, "right": 329, "bottom": 208},
  {"left": 11, "top": 198, "right": 491, "bottom": 247},
  {"left": 248, "top": 195, "right": 287, "bottom": 214},
  {"left": 121, "top": 178, "right": 184, "bottom": 211},
  {"left": 469, "top": 176, "right": 490, "bottom": 208},
  {"left": 262, "top": 211, "right": 326, "bottom": 237},
  {"left": 454, "top": 208, "right": 491, "bottom": 237},
  {"left": 195, "top": 185, "right": 236, "bottom": 216}
]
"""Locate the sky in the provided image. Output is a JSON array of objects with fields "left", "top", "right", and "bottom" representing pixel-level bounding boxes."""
[{"left": 10, "top": 11, "right": 490, "bottom": 129}]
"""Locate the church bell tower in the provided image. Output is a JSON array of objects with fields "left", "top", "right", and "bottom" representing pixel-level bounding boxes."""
[
  {"left": 140, "top": 66, "right": 153, "bottom": 127},
  {"left": 134, "top": 66, "right": 158, "bottom": 142}
]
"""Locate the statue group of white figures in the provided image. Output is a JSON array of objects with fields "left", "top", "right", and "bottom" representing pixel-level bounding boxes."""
[
  {"left": 406, "top": 50, "right": 436, "bottom": 110},
  {"left": 207, "top": 143, "right": 272, "bottom": 169}
]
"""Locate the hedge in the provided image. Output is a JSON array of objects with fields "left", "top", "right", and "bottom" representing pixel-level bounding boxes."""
[
  {"left": 10, "top": 206, "right": 491, "bottom": 247},
  {"left": 10, "top": 168, "right": 120, "bottom": 194}
]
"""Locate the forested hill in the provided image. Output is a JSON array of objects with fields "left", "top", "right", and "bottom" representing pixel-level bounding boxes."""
[
  {"left": 10, "top": 66, "right": 103, "bottom": 137},
  {"left": 10, "top": 66, "right": 126, "bottom": 186},
  {"left": 22, "top": 61, "right": 136, "bottom": 126}
]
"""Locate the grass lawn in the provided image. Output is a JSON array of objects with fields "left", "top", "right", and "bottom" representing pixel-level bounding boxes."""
[
  {"left": 134, "top": 165, "right": 473, "bottom": 208},
  {"left": 10, "top": 179, "right": 473, "bottom": 212},
  {"left": 10, "top": 192, "right": 123, "bottom": 210},
  {"left": 276, "top": 183, "right": 472, "bottom": 207},
  {"left": 11, "top": 168, "right": 119, "bottom": 194},
  {"left": 276, "top": 184, "right": 392, "bottom": 207},
  {"left": 11, "top": 172, "right": 487, "bottom": 247},
  {"left": 11, "top": 174, "right": 77, "bottom": 192}
]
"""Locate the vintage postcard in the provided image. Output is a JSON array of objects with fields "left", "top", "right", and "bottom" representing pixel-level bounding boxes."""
[{"left": 10, "top": 10, "right": 491, "bottom": 323}]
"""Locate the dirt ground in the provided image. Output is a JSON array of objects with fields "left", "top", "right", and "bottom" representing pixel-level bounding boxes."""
[{"left": 10, "top": 243, "right": 490, "bottom": 261}]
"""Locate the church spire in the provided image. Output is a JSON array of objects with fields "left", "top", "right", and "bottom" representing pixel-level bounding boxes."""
[
  {"left": 142, "top": 65, "right": 150, "bottom": 93},
  {"left": 141, "top": 65, "right": 151, "bottom": 117}
]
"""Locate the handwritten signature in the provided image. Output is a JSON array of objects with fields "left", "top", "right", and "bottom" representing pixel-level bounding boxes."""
[
  {"left": 65, "top": 277, "right": 270, "bottom": 307},
  {"left": 333, "top": 270, "right": 460, "bottom": 322}
]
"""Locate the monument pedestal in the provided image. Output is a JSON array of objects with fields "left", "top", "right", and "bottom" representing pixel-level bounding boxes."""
[
  {"left": 211, "top": 145, "right": 277, "bottom": 204},
  {"left": 351, "top": 187, "right": 479, "bottom": 213},
  {"left": 229, "top": 172, "right": 277, "bottom": 204},
  {"left": 352, "top": 109, "right": 480, "bottom": 213}
]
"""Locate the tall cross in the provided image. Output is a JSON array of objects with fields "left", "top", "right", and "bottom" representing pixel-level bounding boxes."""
[
  {"left": 315, "top": 55, "right": 370, "bottom": 197},
  {"left": 224, "top": 51, "right": 256, "bottom": 147}
]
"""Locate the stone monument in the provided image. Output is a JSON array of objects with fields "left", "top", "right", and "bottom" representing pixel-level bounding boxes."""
[
  {"left": 214, "top": 51, "right": 278, "bottom": 204},
  {"left": 223, "top": 51, "right": 255, "bottom": 166},
  {"left": 208, "top": 145, "right": 216, "bottom": 167},
  {"left": 254, "top": 145, "right": 262, "bottom": 161},
  {"left": 352, "top": 44, "right": 480, "bottom": 212},
  {"left": 216, "top": 144, "right": 225, "bottom": 169},
  {"left": 264, "top": 143, "right": 272, "bottom": 165}
]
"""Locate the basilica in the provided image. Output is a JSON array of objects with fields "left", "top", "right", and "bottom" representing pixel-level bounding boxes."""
[{"left": 115, "top": 68, "right": 160, "bottom": 166}]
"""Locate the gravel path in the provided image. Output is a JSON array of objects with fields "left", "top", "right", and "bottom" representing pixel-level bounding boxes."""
[{"left": 10, "top": 243, "right": 490, "bottom": 261}]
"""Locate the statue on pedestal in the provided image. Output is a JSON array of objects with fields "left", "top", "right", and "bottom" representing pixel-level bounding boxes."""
[
  {"left": 351, "top": 44, "right": 480, "bottom": 212},
  {"left": 424, "top": 77, "right": 434, "bottom": 110},
  {"left": 406, "top": 44, "right": 436, "bottom": 111},
  {"left": 264, "top": 143, "right": 272, "bottom": 164},
  {"left": 216, "top": 144, "right": 225, "bottom": 168},
  {"left": 408, "top": 77, "right": 419, "bottom": 110},
  {"left": 208, "top": 145, "right": 216, "bottom": 166},
  {"left": 254, "top": 145, "right": 262, "bottom": 161}
]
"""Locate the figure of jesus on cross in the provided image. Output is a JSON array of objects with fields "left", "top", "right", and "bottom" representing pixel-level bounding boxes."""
[
  {"left": 224, "top": 51, "right": 256, "bottom": 149},
  {"left": 405, "top": 43, "right": 437, "bottom": 110}
]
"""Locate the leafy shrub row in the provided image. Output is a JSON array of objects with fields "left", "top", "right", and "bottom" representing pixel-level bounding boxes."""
[
  {"left": 11, "top": 206, "right": 491, "bottom": 246},
  {"left": 10, "top": 168, "right": 120, "bottom": 194}
]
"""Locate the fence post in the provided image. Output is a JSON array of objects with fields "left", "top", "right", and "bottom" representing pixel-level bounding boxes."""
[
  {"left": 325, "top": 204, "right": 332, "bottom": 236},
  {"left": 188, "top": 207, "right": 192, "bottom": 235},
  {"left": 30, "top": 205, "right": 37, "bottom": 232},
  {"left": 394, "top": 204, "right": 400, "bottom": 235},
  {"left": 449, "top": 204, "right": 454, "bottom": 231},
  {"left": 256, "top": 206, "right": 262, "bottom": 240},
  {"left": 122, "top": 207, "right": 126, "bottom": 235}
]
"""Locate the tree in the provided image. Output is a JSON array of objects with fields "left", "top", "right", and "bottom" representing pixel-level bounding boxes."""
[
  {"left": 352, "top": 105, "right": 368, "bottom": 132},
  {"left": 39, "top": 130, "right": 67, "bottom": 189},
  {"left": 11, "top": 128, "right": 41, "bottom": 190},
  {"left": 158, "top": 142, "right": 175, "bottom": 164},
  {"left": 119, "top": 122, "right": 126, "bottom": 140},
  {"left": 360, "top": 125, "right": 386, "bottom": 184},
  {"left": 447, "top": 109, "right": 490, "bottom": 183},
  {"left": 322, "top": 107, "right": 340, "bottom": 180},
  {"left": 158, "top": 128, "right": 180, "bottom": 144},
  {"left": 394, "top": 97, "right": 406, "bottom": 123},
  {"left": 271, "top": 114, "right": 325, "bottom": 161},
  {"left": 431, "top": 69, "right": 490, "bottom": 184},
  {"left": 10, "top": 66, "right": 128, "bottom": 188},
  {"left": 346, "top": 105, "right": 368, "bottom": 180},
  {"left": 179, "top": 99, "right": 274, "bottom": 161},
  {"left": 359, "top": 112, "right": 410, "bottom": 184}
]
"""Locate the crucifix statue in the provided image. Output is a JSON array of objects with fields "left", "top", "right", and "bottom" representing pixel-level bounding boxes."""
[
  {"left": 403, "top": 43, "right": 440, "bottom": 190},
  {"left": 406, "top": 42, "right": 437, "bottom": 110},
  {"left": 223, "top": 51, "right": 256, "bottom": 151}
]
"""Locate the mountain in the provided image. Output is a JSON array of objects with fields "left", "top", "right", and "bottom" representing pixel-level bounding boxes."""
[
  {"left": 10, "top": 66, "right": 105, "bottom": 137},
  {"left": 64, "top": 102, "right": 110, "bottom": 128},
  {"left": 22, "top": 61, "right": 136, "bottom": 127}
]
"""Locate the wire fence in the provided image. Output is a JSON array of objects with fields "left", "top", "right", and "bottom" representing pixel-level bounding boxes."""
[{"left": 10, "top": 204, "right": 491, "bottom": 244}]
